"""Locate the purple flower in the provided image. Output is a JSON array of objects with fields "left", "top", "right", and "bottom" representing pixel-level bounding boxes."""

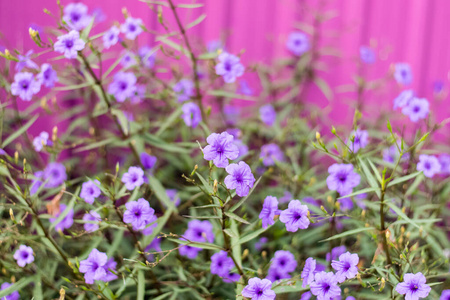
[
  {"left": 394, "top": 63, "right": 413, "bottom": 85},
  {"left": 242, "top": 278, "right": 276, "bottom": 300},
  {"left": 37, "top": 63, "right": 58, "bottom": 88},
  {"left": 326, "top": 246, "right": 347, "bottom": 262},
  {"left": 286, "top": 31, "right": 310, "bottom": 56},
  {"left": 121, "top": 17, "right": 143, "bottom": 40},
  {"left": 103, "top": 26, "right": 120, "bottom": 49},
  {"left": 121, "top": 166, "right": 145, "bottom": 190},
  {"left": 393, "top": 90, "right": 414, "bottom": 109},
  {"left": 165, "top": 189, "right": 181, "bottom": 207},
  {"left": 338, "top": 197, "right": 353, "bottom": 211},
  {"left": 434, "top": 81, "right": 445, "bottom": 94},
  {"left": 210, "top": 250, "right": 234, "bottom": 277},
  {"left": 215, "top": 52, "right": 244, "bottom": 83},
  {"left": 140, "top": 152, "right": 157, "bottom": 170},
  {"left": 310, "top": 272, "right": 341, "bottom": 300},
  {"left": 92, "top": 7, "right": 106, "bottom": 23},
  {"left": 260, "top": 143, "right": 284, "bottom": 166},
  {"left": 184, "top": 220, "right": 215, "bottom": 243},
  {"left": 179, "top": 243, "right": 202, "bottom": 259},
  {"left": 239, "top": 80, "right": 253, "bottom": 95},
  {"left": 417, "top": 154, "right": 441, "bottom": 178},
  {"left": 301, "top": 257, "right": 316, "bottom": 288},
  {"left": 174, "top": 79, "right": 194, "bottom": 102},
  {"left": 234, "top": 139, "right": 249, "bottom": 158},
  {"left": 33, "top": 131, "right": 50, "bottom": 152},
  {"left": 54, "top": 30, "right": 86, "bottom": 59},
  {"left": 130, "top": 85, "right": 146, "bottom": 104},
  {"left": 50, "top": 204, "right": 74, "bottom": 231},
  {"left": 43, "top": 162, "right": 67, "bottom": 188},
  {"left": 402, "top": 97, "right": 429, "bottom": 122},
  {"left": 83, "top": 210, "right": 101, "bottom": 232},
  {"left": 79, "top": 248, "right": 117, "bottom": 284},
  {"left": 123, "top": 198, "right": 155, "bottom": 231},
  {"left": 326, "top": 164, "right": 361, "bottom": 196},
  {"left": 331, "top": 252, "right": 359, "bottom": 283},
  {"left": 395, "top": 272, "right": 431, "bottom": 300},
  {"left": 441, "top": 290, "right": 450, "bottom": 300},
  {"left": 279, "top": 191, "right": 293, "bottom": 204},
  {"left": 30, "top": 171, "right": 43, "bottom": 195},
  {"left": 359, "top": 46, "right": 376, "bottom": 64},
  {"left": 224, "top": 161, "right": 256, "bottom": 197},
  {"left": 266, "top": 267, "right": 290, "bottom": 282},
  {"left": 383, "top": 143, "right": 410, "bottom": 163},
  {"left": 138, "top": 46, "right": 156, "bottom": 68},
  {"left": 439, "top": 154, "right": 450, "bottom": 175},
  {"left": 0, "top": 148, "right": 6, "bottom": 155},
  {"left": 203, "top": 132, "right": 239, "bottom": 168},
  {"left": 271, "top": 250, "right": 297, "bottom": 273},
  {"left": 260, "top": 104, "right": 276, "bottom": 126},
  {"left": 346, "top": 129, "right": 368, "bottom": 153},
  {"left": 0, "top": 282, "right": 20, "bottom": 300},
  {"left": 259, "top": 196, "right": 279, "bottom": 229},
  {"left": 63, "top": 3, "right": 91, "bottom": 31},
  {"left": 181, "top": 102, "right": 202, "bottom": 128},
  {"left": 145, "top": 238, "right": 162, "bottom": 261},
  {"left": 13, "top": 245, "right": 34, "bottom": 267},
  {"left": 11, "top": 72, "right": 41, "bottom": 101},
  {"left": 80, "top": 180, "right": 101, "bottom": 204},
  {"left": 223, "top": 272, "right": 241, "bottom": 283},
  {"left": 255, "top": 237, "right": 268, "bottom": 251},
  {"left": 279, "top": 200, "right": 310, "bottom": 232},
  {"left": 120, "top": 51, "right": 137, "bottom": 68},
  {"left": 300, "top": 292, "right": 312, "bottom": 300},
  {"left": 108, "top": 72, "right": 137, "bottom": 102},
  {"left": 207, "top": 40, "right": 224, "bottom": 53},
  {"left": 16, "top": 50, "right": 38, "bottom": 71}
]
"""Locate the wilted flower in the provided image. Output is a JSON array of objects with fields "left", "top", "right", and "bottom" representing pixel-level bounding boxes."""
[
  {"left": 393, "top": 90, "right": 414, "bottom": 109},
  {"left": 79, "top": 248, "right": 117, "bottom": 284},
  {"left": 286, "top": 31, "right": 310, "bottom": 56},
  {"left": 326, "top": 164, "right": 361, "bottom": 196},
  {"left": 395, "top": 272, "right": 431, "bottom": 300},
  {"left": 11, "top": 72, "right": 41, "bottom": 101},
  {"left": 63, "top": 3, "right": 91, "bottom": 31},
  {"left": 174, "top": 79, "right": 194, "bottom": 102},
  {"left": 331, "top": 252, "right": 359, "bottom": 283},
  {"left": 359, "top": 46, "right": 376, "bottom": 64},
  {"left": 394, "top": 63, "right": 413, "bottom": 85},
  {"left": 83, "top": 210, "right": 101, "bottom": 232},
  {"left": 50, "top": 204, "right": 74, "bottom": 231},
  {"left": 301, "top": 257, "right": 317, "bottom": 288},
  {"left": 215, "top": 52, "right": 244, "bottom": 83},
  {"left": 224, "top": 161, "right": 256, "bottom": 197},
  {"left": 16, "top": 50, "right": 38, "bottom": 71},
  {"left": 108, "top": 72, "right": 137, "bottom": 102},
  {"left": 121, "top": 166, "right": 145, "bottom": 190},
  {"left": 203, "top": 132, "right": 239, "bottom": 168},
  {"left": 0, "top": 282, "right": 20, "bottom": 300},
  {"left": 43, "top": 162, "right": 67, "bottom": 188},
  {"left": 181, "top": 102, "right": 202, "bottom": 128},
  {"left": 260, "top": 143, "right": 284, "bottom": 166},
  {"left": 259, "top": 104, "right": 276, "bottom": 126},
  {"left": 402, "top": 97, "right": 429, "bottom": 122},
  {"left": 138, "top": 46, "right": 156, "bottom": 68},
  {"left": 54, "top": 30, "right": 86, "bottom": 59},
  {"left": 310, "top": 271, "right": 341, "bottom": 300},
  {"left": 121, "top": 17, "right": 143, "bottom": 40},
  {"left": 242, "top": 278, "right": 276, "bottom": 300},
  {"left": 279, "top": 200, "right": 310, "bottom": 232},
  {"left": 417, "top": 154, "right": 441, "bottom": 178},
  {"left": 13, "top": 245, "right": 34, "bottom": 267},
  {"left": 259, "top": 196, "right": 279, "bottom": 229},
  {"left": 38, "top": 63, "right": 58, "bottom": 88},
  {"left": 346, "top": 129, "right": 368, "bottom": 153},
  {"left": 103, "top": 26, "right": 120, "bottom": 49},
  {"left": 80, "top": 180, "right": 101, "bottom": 204},
  {"left": 33, "top": 131, "right": 50, "bottom": 152}
]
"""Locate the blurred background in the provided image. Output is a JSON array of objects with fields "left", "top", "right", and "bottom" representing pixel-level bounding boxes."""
[{"left": 0, "top": 0, "right": 449, "bottom": 135}]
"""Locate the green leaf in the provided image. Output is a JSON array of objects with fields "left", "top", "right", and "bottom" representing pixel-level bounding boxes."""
[
  {"left": 337, "top": 187, "right": 376, "bottom": 199},
  {"left": 224, "top": 211, "right": 250, "bottom": 225},
  {"left": 313, "top": 77, "right": 333, "bottom": 100},
  {"left": 111, "top": 108, "right": 129, "bottom": 135},
  {"left": 320, "top": 226, "right": 375, "bottom": 242},
  {"left": 74, "top": 137, "right": 117, "bottom": 153},
  {"left": 53, "top": 82, "right": 92, "bottom": 91},
  {"left": 81, "top": 16, "right": 95, "bottom": 40},
  {"left": 156, "top": 106, "right": 182, "bottom": 136},
  {"left": 273, "top": 280, "right": 308, "bottom": 294},
  {"left": 405, "top": 173, "right": 424, "bottom": 196},
  {"left": 143, "top": 206, "right": 175, "bottom": 247},
  {"left": 235, "top": 225, "right": 269, "bottom": 246},
  {"left": 148, "top": 176, "right": 176, "bottom": 211},
  {"left": 207, "top": 90, "right": 256, "bottom": 101},
  {"left": 230, "top": 176, "right": 262, "bottom": 212},
  {"left": 387, "top": 171, "right": 422, "bottom": 188},
  {"left": 186, "top": 14, "right": 206, "bottom": 30},
  {"left": 137, "top": 270, "right": 145, "bottom": 300},
  {"left": 0, "top": 275, "right": 36, "bottom": 297},
  {"left": 385, "top": 201, "right": 420, "bottom": 229},
  {"left": 168, "top": 238, "right": 223, "bottom": 250},
  {"left": 224, "top": 228, "right": 237, "bottom": 238},
  {"left": 2, "top": 114, "right": 38, "bottom": 148},
  {"left": 358, "top": 158, "right": 381, "bottom": 198}
]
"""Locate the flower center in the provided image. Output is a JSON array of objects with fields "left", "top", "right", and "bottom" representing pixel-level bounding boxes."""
[
  {"left": 134, "top": 210, "right": 141, "bottom": 217},
  {"left": 256, "top": 288, "right": 263, "bottom": 296},
  {"left": 20, "top": 80, "right": 29, "bottom": 90},
  {"left": 337, "top": 173, "right": 347, "bottom": 182},
  {"left": 322, "top": 283, "right": 331, "bottom": 292},
  {"left": 343, "top": 261, "right": 351, "bottom": 271},
  {"left": 224, "top": 61, "right": 232, "bottom": 71},
  {"left": 401, "top": 70, "right": 408, "bottom": 77},
  {"left": 410, "top": 284, "right": 419, "bottom": 291},
  {"left": 413, "top": 106, "right": 420, "bottom": 113},
  {"left": 119, "top": 82, "right": 128, "bottom": 91},
  {"left": 71, "top": 12, "right": 80, "bottom": 22},
  {"left": 424, "top": 162, "right": 431, "bottom": 170},
  {"left": 22, "top": 252, "right": 29, "bottom": 259},
  {"left": 128, "top": 24, "right": 136, "bottom": 32},
  {"left": 295, "top": 39, "right": 302, "bottom": 46}
]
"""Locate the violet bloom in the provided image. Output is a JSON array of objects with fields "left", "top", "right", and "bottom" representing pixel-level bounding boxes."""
[
  {"left": 123, "top": 198, "right": 155, "bottom": 231},
  {"left": 338, "top": 197, "right": 353, "bottom": 211},
  {"left": 103, "top": 26, "right": 120, "bottom": 49},
  {"left": 224, "top": 161, "right": 256, "bottom": 197},
  {"left": 331, "top": 252, "right": 359, "bottom": 283},
  {"left": 145, "top": 238, "right": 162, "bottom": 261},
  {"left": 266, "top": 267, "right": 290, "bottom": 282},
  {"left": 394, "top": 63, "right": 413, "bottom": 85},
  {"left": 121, "top": 166, "right": 145, "bottom": 190},
  {"left": 138, "top": 46, "right": 156, "bottom": 68},
  {"left": 260, "top": 104, "right": 276, "bottom": 126},
  {"left": 286, "top": 31, "right": 310, "bottom": 56},
  {"left": 33, "top": 131, "right": 50, "bottom": 152},
  {"left": 441, "top": 290, "right": 450, "bottom": 300},
  {"left": 359, "top": 46, "right": 375, "bottom": 64},
  {"left": 80, "top": 180, "right": 101, "bottom": 204},
  {"left": 210, "top": 250, "right": 234, "bottom": 277},
  {"left": 255, "top": 237, "right": 268, "bottom": 251},
  {"left": 43, "top": 162, "right": 67, "bottom": 188},
  {"left": 179, "top": 243, "right": 202, "bottom": 259},
  {"left": 0, "top": 282, "right": 20, "bottom": 300},
  {"left": 417, "top": 154, "right": 441, "bottom": 178},
  {"left": 439, "top": 154, "right": 450, "bottom": 175},
  {"left": 181, "top": 102, "right": 202, "bottom": 128},
  {"left": 11, "top": 72, "right": 41, "bottom": 101},
  {"left": 301, "top": 257, "right": 316, "bottom": 288},
  {"left": 140, "top": 152, "right": 157, "bottom": 170},
  {"left": 83, "top": 210, "right": 101, "bottom": 232},
  {"left": 310, "top": 272, "right": 341, "bottom": 300},
  {"left": 215, "top": 52, "right": 245, "bottom": 83},
  {"left": 131, "top": 85, "right": 146, "bottom": 104},
  {"left": 239, "top": 80, "right": 253, "bottom": 95},
  {"left": 50, "top": 204, "right": 74, "bottom": 231},
  {"left": 108, "top": 71, "right": 137, "bottom": 102},
  {"left": 242, "top": 278, "right": 276, "bottom": 300},
  {"left": 203, "top": 132, "right": 239, "bottom": 168},
  {"left": 346, "top": 129, "right": 369, "bottom": 153},
  {"left": 173, "top": 79, "right": 194, "bottom": 102},
  {"left": 13, "top": 245, "right": 34, "bottom": 267},
  {"left": 38, "top": 63, "right": 58, "bottom": 88},
  {"left": 393, "top": 90, "right": 414, "bottom": 109},
  {"left": 16, "top": 50, "right": 38, "bottom": 71},
  {"left": 259, "top": 196, "right": 279, "bottom": 229},
  {"left": 184, "top": 220, "right": 215, "bottom": 243},
  {"left": 279, "top": 191, "right": 293, "bottom": 204},
  {"left": 63, "top": 3, "right": 90, "bottom": 31},
  {"left": 395, "top": 272, "right": 431, "bottom": 300},
  {"left": 279, "top": 200, "right": 310, "bottom": 232},
  {"left": 271, "top": 250, "right": 297, "bottom": 273},
  {"left": 383, "top": 143, "right": 410, "bottom": 163},
  {"left": 54, "top": 30, "right": 86, "bottom": 59},
  {"left": 402, "top": 98, "right": 429, "bottom": 122},
  {"left": 234, "top": 139, "right": 249, "bottom": 157},
  {"left": 79, "top": 248, "right": 117, "bottom": 284},
  {"left": 326, "top": 164, "right": 361, "bottom": 196},
  {"left": 165, "top": 189, "right": 181, "bottom": 207},
  {"left": 0, "top": 148, "right": 6, "bottom": 155},
  {"left": 120, "top": 51, "right": 137, "bottom": 68},
  {"left": 326, "top": 246, "right": 347, "bottom": 262},
  {"left": 260, "top": 143, "right": 284, "bottom": 166},
  {"left": 121, "top": 17, "right": 143, "bottom": 40},
  {"left": 300, "top": 292, "right": 312, "bottom": 300}
]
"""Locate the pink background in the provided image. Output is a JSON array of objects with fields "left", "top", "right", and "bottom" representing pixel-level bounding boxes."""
[{"left": 0, "top": 0, "right": 449, "bottom": 139}]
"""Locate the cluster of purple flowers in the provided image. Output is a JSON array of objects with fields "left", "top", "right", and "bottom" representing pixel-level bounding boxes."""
[
  {"left": 382, "top": 140, "right": 410, "bottom": 163},
  {"left": 79, "top": 248, "right": 117, "bottom": 284},
  {"left": 259, "top": 104, "right": 276, "bottom": 126},
  {"left": 1, "top": 282, "right": 20, "bottom": 300},
  {"left": 108, "top": 71, "right": 137, "bottom": 102},
  {"left": 54, "top": 30, "right": 86, "bottom": 59},
  {"left": 30, "top": 162, "right": 67, "bottom": 195},
  {"left": 173, "top": 79, "right": 194, "bottom": 102},
  {"left": 83, "top": 210, "right": 101, "bottom": 232},
  {"left": 32, "top": 131, "right": 50, "bottom": 152},
  {"left": 210, "top": 251, "right": 240, "bottom": 282},
  {"left": 225, "top": 161, "right": 256, "bottom": 197},
  {"left": 393, "top": 90, "right": 429, "bottom": 122},
  {"left": 359, "top": 45, "right": 376, "bottom": 64},
  {"left": 179, "top": 220, "right": 215, "bottom": 259},
  {"left": 394, "top": 63, "right": 413, "bottom": 85},
  {"left": 123, "top": 198, "right": 157, "bottom": 235}
]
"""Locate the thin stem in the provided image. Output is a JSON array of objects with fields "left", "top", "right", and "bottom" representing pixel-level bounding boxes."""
[{"left": 379, "top": 188, "right": 392, "bottom": 267}]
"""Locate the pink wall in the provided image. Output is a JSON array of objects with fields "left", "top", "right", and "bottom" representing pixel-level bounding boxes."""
[{"left": 1, "top": 0, "right": 449, "bottom": 139}]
